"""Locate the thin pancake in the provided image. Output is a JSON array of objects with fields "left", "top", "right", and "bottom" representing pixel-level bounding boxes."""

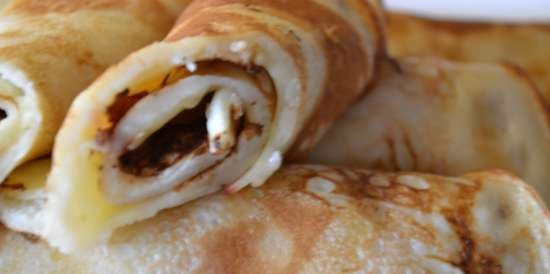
[
  {"left": 310, "top": 58, "right": 550, "bottom": 205},
  {"left": 387, "top": 12, "right": 550, "bottom": 105},
  {"left": 1, "top": 165, "right": 549, "bottom": 273},
  {"left": 44, "top": 0, "right": 385, "bottom": 252}
]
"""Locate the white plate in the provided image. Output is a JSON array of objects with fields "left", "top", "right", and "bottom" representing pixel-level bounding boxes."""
[{"left": 385, "top": 0, "right": 550, "bottom": 22}]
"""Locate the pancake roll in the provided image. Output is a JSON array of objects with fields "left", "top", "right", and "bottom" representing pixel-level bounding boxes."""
[
  {"left": 2, "top": 165, "right": 549, "bottom": 273},
  {"left": 0, "top": 0, "right": 188, "bottom": 182},
  {"left": 310, "top": 58, "right": 550, "bottom": 204},
  {"left": 387, "top": 12, "right": 550, "bottom": 104},
  {"left": 44, "top": 0, "right": 385, "bottom": 252}
]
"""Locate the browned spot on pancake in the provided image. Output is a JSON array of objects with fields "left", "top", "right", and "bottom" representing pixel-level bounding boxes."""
[
  {"left": 261, "top": 189, "right": 334, "bottom": 273},
  {"left": 447, "top": 214, "right": 476, "bottom": 271},
  {"left": 443, "top": 180, "right": 503, "bottom": 274},
  {"left": 448, "top": 215, "right": 502, "bottom": 274},
  {"left": 9, "top": 0, "right": 127, "bottom": 14},
  {"left": 195, "top": 220, "right": 276, "bottom": 274}
]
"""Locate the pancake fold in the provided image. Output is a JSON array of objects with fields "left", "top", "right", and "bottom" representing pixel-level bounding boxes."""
[
  {"left": 310, "top": 58, "right": 550, "bottom": 204},
  {"left": 387, "top": 12, "right": 550, "bottom": 104},
  {"left": 44, "top": 0, "right": 384, "bottom": 252}
]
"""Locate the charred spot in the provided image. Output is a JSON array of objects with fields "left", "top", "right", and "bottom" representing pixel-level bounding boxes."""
[
  {"left": 0, "top": 108, "right": 6, "bottom": 120},
  {"left": 447, "top": 214, "right": 476, "bottom": 271},
  {"left": 118, "top": 94, "right": 213, "bottom": 177}
]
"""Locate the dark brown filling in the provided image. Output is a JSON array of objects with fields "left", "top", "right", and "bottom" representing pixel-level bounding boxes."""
[
  {"left": 0, "top": 108, "right": 6, "bottom": 121},
  {"left": 107, "top": 90, "right": 148, "bottom": 128},
  {"left": 105, "top": 61, "right": 274, "bottom": 177},
  {"left": 118, "top": 94, "right": 213, "bottom": 177}
]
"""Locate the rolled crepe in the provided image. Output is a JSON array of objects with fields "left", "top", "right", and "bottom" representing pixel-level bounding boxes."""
[
  {"left": 44, "top": 0, "right": 384, "bottom": 252},
  {"left": 2, "top": 165, "right": 549, "bottom": 273},
  {"left": 387, "top": 12, "right": 550, "bottom": 104},
  {"left": 0, "top": 0, "right": 189, "bottom": 182},
  {"left": 309, "top": 58, "right": 550, "bottom": 205}
]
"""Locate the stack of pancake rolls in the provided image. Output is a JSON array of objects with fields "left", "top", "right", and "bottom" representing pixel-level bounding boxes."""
[{"left": 0, "top": 1, "right": 548, "bottom": 273}]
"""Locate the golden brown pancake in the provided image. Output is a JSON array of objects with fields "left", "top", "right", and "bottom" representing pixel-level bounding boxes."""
[
  {"left": 0, "top": 0, "right": 189, "bottom": 182},
  {"left": 2, "top": 165, "right": 549, "bottom": 273},
  {"left": 43, "top": 0, "right": 385, "bottom": 252}
]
